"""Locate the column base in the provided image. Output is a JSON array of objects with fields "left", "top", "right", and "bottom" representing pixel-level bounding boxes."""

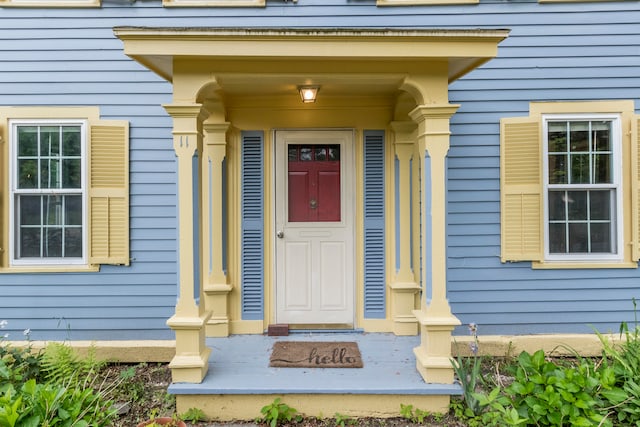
[
  {"left": 167, "top": 312, "right": 212, "bottom": 383},
  {"left": 390, "top": 282, "right": 420, "bottom": 336},
  {"left": 206, "top": 318, "right": 230, "bottom": 337},
  {"left": 204, "top": 283, "right": 233, "bottom": 337},
  {"left": 412, "top": 309, "right": 461, "bottom": 384},
  {"left": 169, "top": 349, "right": 212, "bottom": 383}
]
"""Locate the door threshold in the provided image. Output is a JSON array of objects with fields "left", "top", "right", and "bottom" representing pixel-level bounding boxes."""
[{"left": 287, "top": 324, "right": 363, "bottom": 334}]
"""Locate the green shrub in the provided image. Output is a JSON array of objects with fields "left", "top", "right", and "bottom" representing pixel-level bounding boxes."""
[
  {"left": 597, "top": 298, "right": 640, "bottom": 425},
  {"left": 0, "top": 335, "right": 118, "bottom": 427},
  {"left": 498, "top": 350, "right": 612, "bottom": 427}
]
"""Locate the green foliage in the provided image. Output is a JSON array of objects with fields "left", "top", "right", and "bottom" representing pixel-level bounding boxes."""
[
  {"left": 333, "top": 412, "right": 355, "bottom": 427},
  {"left": 0, "top": 348, "right": 42, "bottom": 393},
  {"left": 40, "top": 343, "right": 104, "bottom": 387},
  {"left": 399, "top": 404, "right": 429, "bottom": 423},
  {"left": 451, "top": 323, "right": 484, "bottom": 417},
  {"left": 0, "top": 377, "right": 117, "bottom": 427},
  {"left": 258, "top": 398, "right": 300, "bottom": 427},
  {"left": 472, "top": 387, "right": 528, "bottom": 426},
  {"left": 180, "top": 407, "right": 207, "bottom": 422},
  {"left": 596, "top": 298, "right": 640, "bottom": 425},
  {"left": 0, "top": 339, "right": 118, "bottom": 427},
  {"left": 495, "top": 350, "right": 612, "bottom": 427}
]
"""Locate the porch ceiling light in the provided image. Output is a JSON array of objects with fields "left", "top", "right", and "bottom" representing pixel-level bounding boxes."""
[{"left": 298, "top": 86, "right": 319, "bottom": 103}]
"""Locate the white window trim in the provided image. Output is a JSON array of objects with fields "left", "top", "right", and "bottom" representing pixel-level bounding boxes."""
[
  {"left": 8, "top": 119, "right": 89, "bottom": 267},
  {"left": 542, "top": 113, "right": 623, "bottom": 263}
]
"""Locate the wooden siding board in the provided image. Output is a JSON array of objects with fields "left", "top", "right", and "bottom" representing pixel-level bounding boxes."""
[{"left": 0, "top": 1, "right": 639, "bottom": 340}]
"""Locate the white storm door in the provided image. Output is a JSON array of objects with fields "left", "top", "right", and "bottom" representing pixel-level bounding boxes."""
[{"left": 275, "top": 130, "right": 355, "bottom": 324}]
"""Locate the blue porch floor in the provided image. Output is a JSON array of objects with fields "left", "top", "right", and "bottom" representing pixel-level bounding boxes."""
[{"left": 169, "top": 332, "right": 462, "bottom": 396}]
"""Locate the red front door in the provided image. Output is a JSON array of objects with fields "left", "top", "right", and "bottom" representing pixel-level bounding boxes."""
[{"left": 287, "top": 144, "right": 341, "bottom": 222}]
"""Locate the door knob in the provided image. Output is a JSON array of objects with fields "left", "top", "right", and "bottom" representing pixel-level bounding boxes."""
[{"left": 277, "top": 230, "right": 284, "bottom": 239}]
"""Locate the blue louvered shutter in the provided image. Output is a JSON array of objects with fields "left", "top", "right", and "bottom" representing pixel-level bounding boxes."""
[
  {"left": 363, "top": 130, "right": 386, "bottom": 318},
  {"left": 241, "top": 131, "right": 264, "bottom": 320}
]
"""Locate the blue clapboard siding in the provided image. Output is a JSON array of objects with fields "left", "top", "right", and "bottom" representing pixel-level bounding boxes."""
[{"left": 0, "top": 0, "right": 638, "bottom": 341}]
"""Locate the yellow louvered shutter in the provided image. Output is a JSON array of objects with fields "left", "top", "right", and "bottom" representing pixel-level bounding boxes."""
[
  {"left": 88, "top": 121, "right": 130, "bottom": 265},
  {"left": 632, "top": 116, "right": 640, "bottom": 262},
  {"left": 500, "top": 116, "right": 543, "bottom": 262}
]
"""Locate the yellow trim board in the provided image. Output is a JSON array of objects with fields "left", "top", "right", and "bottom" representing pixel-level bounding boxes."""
[
  {"left": 114, "top": 28, "right": 509, "bottom": 84},
  {"left": 177, "top": 394, "right": 451, "bottom": 421},
  {"left": 6, "top": 340, "right": 176, "bottom": 363},
  {"left": 452, "top": 333, "right": 622, "bottom": 358}
]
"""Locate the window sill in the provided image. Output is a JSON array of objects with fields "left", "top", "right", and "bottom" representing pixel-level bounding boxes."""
[
  {"left": 532, "top": 261, "right": 637, "bottom": 269},
  {"left": 0, "top": 265, "right": 100, "bottom": 273},
  {"left": 0, "top": 0, "right": 100, "bottom": 7},
  {"left": 377, "top": 0, "right": 478, "bottom": 4},
  {"left": 162, "top": 0, "right": 265, "bottom": 6}
]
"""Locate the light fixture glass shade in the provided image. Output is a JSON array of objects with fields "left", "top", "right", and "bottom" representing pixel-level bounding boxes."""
[{"left": 298, "top": 86, "right": 319, "bottom": 103}]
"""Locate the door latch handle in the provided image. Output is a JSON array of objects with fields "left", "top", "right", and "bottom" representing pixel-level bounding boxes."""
[
  {"left": 309, "top": 199, "right": 317, "bottom": 209},
  {"left": 277, "top": 230, "right": 284, "bottom": 239}
]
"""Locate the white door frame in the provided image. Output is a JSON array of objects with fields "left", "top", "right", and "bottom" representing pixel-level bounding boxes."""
[{"left": 273, "top": 129, "right": 356, "bottom": 325}]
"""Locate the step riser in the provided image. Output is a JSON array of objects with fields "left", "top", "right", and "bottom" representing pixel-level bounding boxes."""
[{"left": 176, "top": 394, "right": 452, "bottom": 421}]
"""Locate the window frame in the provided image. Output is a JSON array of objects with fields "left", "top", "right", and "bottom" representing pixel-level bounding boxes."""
[
  {"left": 0, "top": 0, "right": 100, "bottom": 7},
  {"left": 542, "top": 113, "right": 623, "bottom": 263},
  {"left": 8, "top": 119, "right": 89, "bottom": 267}
]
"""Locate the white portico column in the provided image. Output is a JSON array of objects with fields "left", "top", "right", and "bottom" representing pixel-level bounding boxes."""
[
  {"left": 202, "top": 121, "right": 233, "bottom": 337},
  {"left": 390, "top": 121, "right": 421, "bottom": 336},
  {"left": 164, "top": 103, "right": 212, "bottom": 383},
  {"left": 410, "top": 104, "right": 461, "bottom": 384}
]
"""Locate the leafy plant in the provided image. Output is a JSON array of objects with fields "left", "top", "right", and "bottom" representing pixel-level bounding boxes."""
[
  {"left": 0, "top": 323, "right": 42, "bottom": 391},
  {"left": 0, "top": 376, "right": 118, "bottom": 427},
  {"left": 0, "top": 338, "right": 120, "bottom": 427},
  {"left": 497, "top": 350, "right": 612, "bottom": 426},
  {"left": 40, "top": 343, "right": 104, "bottom": 387},
  {"left": 596, "top": 298, "right": 640, "bottom": 425},
  {"left": 180, "top": 407, "right": 207, "bottom": 422},
  {"left": 334, "top": 412, "right": 355, "bottom": 427},
  {"left": 399, "top": 404, "right": 429, "bottom": 423},
  {"left": 258, "top": 398, "right": 300, "bottom": 427},
  {"left": 472, "top": 386, "right": 528, "bottom": 426},
  {"left": 451, "top": 323, "right": 484, "bottom": 417}
]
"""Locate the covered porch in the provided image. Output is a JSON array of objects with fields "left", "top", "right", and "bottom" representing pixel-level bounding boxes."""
[{"left": 115, "top": 27, "right": 508, "bottom": 418}]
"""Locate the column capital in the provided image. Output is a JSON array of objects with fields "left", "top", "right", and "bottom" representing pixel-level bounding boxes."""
[
  {"left": 408, "top": 104, "right": 460, "bottom": 123},
  {"left": 203, "top": 122, "right": 231, "bottom": 146},
  {"left": 163, "top": 103, "right": 209, "bottom": 157},
  {"left": 163, "top": 102, "right": 210, "bottom": 122}
]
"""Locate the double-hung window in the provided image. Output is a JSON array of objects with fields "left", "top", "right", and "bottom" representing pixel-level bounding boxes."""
[
  {"left": 500, "top": 100, "right": 639, "bottom": 268},
  {"left": 0, "top": 106, "right": 129, "bottom": 271},
  {"left": 543, "top": 116, "right": 622, "bottom": 261},
  {"left": 10, "top": 120, "right": 87, "bottom": 265}
]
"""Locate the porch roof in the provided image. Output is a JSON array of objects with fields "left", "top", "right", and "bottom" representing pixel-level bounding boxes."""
[{"left": 114, "top": 27, "right": 510, "bottom": 84}]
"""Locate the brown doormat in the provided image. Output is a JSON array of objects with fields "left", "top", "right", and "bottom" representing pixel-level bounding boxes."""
[{"left": 269, "top": 341, "right": 363, "bottom": 368}]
